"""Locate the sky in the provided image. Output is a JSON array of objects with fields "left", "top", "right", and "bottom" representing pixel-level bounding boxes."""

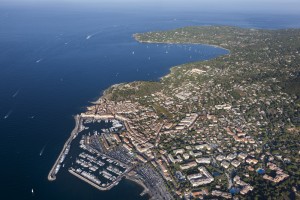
[{"left": 1, "top": 0, "right": 300, "bottom": 14}]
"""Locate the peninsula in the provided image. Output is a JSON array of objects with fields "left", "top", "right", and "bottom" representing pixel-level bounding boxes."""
[{"left": 49, "top": 26, "right": 300, "bottom": 199}]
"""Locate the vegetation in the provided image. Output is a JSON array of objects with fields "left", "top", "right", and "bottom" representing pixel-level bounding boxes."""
[{"left": 94, "top": 26, "right": 300, "bottom": 199}]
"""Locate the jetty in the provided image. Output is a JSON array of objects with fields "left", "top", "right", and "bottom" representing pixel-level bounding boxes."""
[{"left": 48, "top": 115, "right": 82, "bottom": 181}]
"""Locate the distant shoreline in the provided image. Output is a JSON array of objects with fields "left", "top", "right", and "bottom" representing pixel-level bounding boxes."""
[
  {"left": 132, "top": 33, "right": 231, "bottom": 53},
  {"left": 93, "top": 34, "right": 229, "bottom": 103}
]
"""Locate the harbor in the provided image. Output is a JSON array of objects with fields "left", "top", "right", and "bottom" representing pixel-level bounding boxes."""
[{"left": 48, "top": 114, "right": 144, "bottom": 193}]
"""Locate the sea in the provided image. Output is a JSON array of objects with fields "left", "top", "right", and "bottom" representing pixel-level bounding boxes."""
[{"left": 0, "top": 2, "right": 300, "bottom": 200}]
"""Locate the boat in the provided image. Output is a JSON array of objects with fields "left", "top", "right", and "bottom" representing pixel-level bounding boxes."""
[
  {"left": 59, "top": 155, "right": 66, "bottom": 163},
  {"left": 39, "top": 144, "right": 46, "bottom": 156},
  {"left": 4, "top": 110, "right": 12, "bottom": 119},
  {"left": 55, "top": 164, "right": 61, "bottom": 174},
  {"left": 65, "top": 145, "right": 70, "bottom": 155},
  {"left": 31, "top": 188, "right": 34, "bottom": 194},
  {"left": 86, "top": 34, "right": 93, "bottom": 40},
  {"left": 36, "top": 59, "right": 42, "bottom": 63}
]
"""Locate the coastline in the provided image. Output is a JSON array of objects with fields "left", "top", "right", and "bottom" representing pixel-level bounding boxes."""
[
  {"left": 80, "top": 33, "right": 225, "bottom": 196},
  {"left": 91, "top": 36, "right": 230, "bottom": 104},
  {"left": 132, "top": 33, "right": 231, "bottom": 53},
  {"left": 49, "top": 26, "right": 300, "bottom": 198},
  {"left": 125, "top": 172, "right": 150, "bottom": 197},
  {"left": 47, "top": 28, "right": 227, "bottom": 192},
  {"left": 66, "top": 34, "right": 231, "bottom": 197}
]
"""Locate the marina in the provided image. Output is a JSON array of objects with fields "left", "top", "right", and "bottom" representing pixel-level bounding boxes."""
[{"left": 48, "top": 114, "right": 137, "bottom": 191}]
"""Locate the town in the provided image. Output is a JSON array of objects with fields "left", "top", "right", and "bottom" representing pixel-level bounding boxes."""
[{"left": 49, "top": 26, "right": 300, "bottom": 199}]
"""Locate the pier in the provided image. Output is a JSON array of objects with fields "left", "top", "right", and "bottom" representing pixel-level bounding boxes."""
[
  {"left": 48, "top": 115, "right": 82, "bottom": 181},
  {"left": 69, "top": 169, "right": 109, "bottom": 191},
  {"left": 69, "top": 168, "right": 122, "bottom": 191}
]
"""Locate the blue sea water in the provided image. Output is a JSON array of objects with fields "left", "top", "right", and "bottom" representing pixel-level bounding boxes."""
[{"left": 0, "top": 2, "right": 300, "bottom": 200}]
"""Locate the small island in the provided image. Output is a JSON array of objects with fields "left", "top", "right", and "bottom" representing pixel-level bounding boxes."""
[{"left": 49, "top": 26, "right": 300, "bottom": 199}]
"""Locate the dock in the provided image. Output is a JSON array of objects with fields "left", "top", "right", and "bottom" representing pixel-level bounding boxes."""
[{"left": 68, "top": 169, "right": 108, "bottom": 191}]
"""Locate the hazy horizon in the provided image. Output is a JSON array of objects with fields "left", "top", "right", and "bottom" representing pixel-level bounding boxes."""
[{"left": 1, "top": 0, "right": 300, "bottom": 15}]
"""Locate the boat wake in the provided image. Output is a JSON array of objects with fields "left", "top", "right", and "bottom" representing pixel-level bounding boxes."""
[
  {"left": 40, "top": 144, "right": 47, "bottom": 156},
  {"left": 86, "top": 34, "right": 93, "bottom": 40},
  {"left": 4, "top": 110, "right": 13, "bottom": 119},
  {"left": 12, "top": 89, "right": 20, "bottom": 98},
  {"left": 86, "top": 31, "right": 102, "bottom": 40},
  {"left": 36, "top": 59, "right": 43, "bottom": 63}
]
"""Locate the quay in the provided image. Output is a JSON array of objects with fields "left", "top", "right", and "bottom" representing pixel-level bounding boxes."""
[
  {"left": 68, "top": 169, "right": 109, "bottom": 191},
  {"left": 48, "top": 115, "right": 82, "bottom": 181},
  {"left": 68, "top": 169, "right": 122, "bottom": 191}
]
